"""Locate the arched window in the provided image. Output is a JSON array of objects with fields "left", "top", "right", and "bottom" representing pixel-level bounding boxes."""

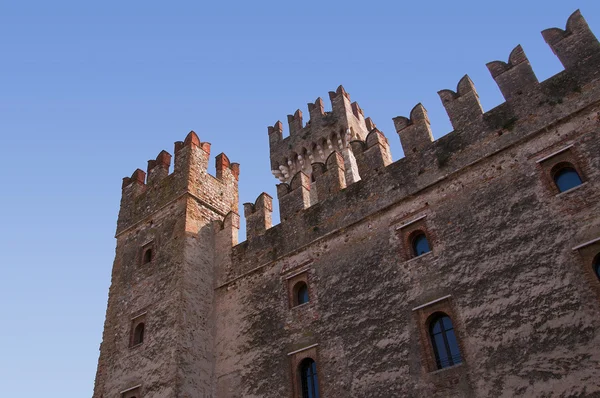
[
  {"left": 294, "top": 282, "right": 309, "bottom": 306},
  {"left": 299, "top": 358, "right": 320, "bottom": 398},
  {"left": 429, "top": 313, "right": 462, "bottom": 369},
  {"left": 412, "top": 232, "right": 431, "bottom": 257},
  {"left": 142, "top": 248, "right": 153, "bottom": 264},
  {"left": 552, "top": 164, "right": 583, "bottom": 192},
  {"left": 133, "top": 322, "right": 145, "bottom": 346},
  {"left": 594, "top": 254, "right": 600, "bottom": 280}
]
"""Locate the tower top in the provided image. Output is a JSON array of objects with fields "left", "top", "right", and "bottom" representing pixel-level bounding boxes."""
[
  {"left": 268, "top": 85, "right": 375, "bottom": 184},
  {"left": 117, "top": 130, "right": 239, "bottom": 236}
]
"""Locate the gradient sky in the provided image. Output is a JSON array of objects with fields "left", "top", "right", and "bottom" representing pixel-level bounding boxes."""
[{"left": 1, "top": 1, "right": 598, "bottom": 396}]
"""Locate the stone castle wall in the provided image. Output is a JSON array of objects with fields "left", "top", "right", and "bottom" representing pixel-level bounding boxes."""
[{"left": 94, "top": 9, "right": 600, "bottom": 398}]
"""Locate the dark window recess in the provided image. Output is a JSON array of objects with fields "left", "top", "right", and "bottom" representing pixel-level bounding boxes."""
[
  {"left": 300, "top": 358, "right": 320, "bottom": 398},
  {"left": 429, "top": 313, "right": 462, "bottom": 369},
  {"left": 133, "top": 323, "right": 145, "bottom": 346},
  {"left": 412, "top": 233, "right": 431, "bottom": 257},
  {"left": 296, "top": 282, "right": 309, "bottom": 305},
  {"left": 594, "top": 254, "right": 600, "bottom": 280},
  {"left": 553, "top": 166, "right": 583, "bottom": 192},
  {"left": 142, "top": 248, "right": 153, "bottom": 264}
]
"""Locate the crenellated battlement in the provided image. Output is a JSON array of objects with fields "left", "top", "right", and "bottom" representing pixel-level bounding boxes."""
[
  {"left": 276, "top": 172, "right": 312, "bottom": 222},
  {"left": 438, "top": 75, "right": 484, "bottom": 131},
  {"left": 116, "top": 131, "right": 239, "bottom": 235},
  {"left": 97, "top": 10, "right": 600, "bottom": 398},
  {"left": 312, "top": 151, "right": 347, "bottom": 202},
  {"left": 268, "top": 85, "right": 371, "bottom": 186},
  {"left": 243, "top": 192, "right": 273, "bottom": 239},
  {"left": 542, "top": 10, "right": 600, "bottom": 70},
  {"left": 113, "top": 10, "right": 599, "bottom": 279},
  {"left": 393, "top": 103, "right": 433, "bottom": 156},
  {"left": 486, "top": 45, "right": 539, "bottom": 102},
  {"left": 226, "top": 9, "right": 600, "bottom": 282},
  {"left": 350, "top": 128, "right": 393, "bottom": 178}
]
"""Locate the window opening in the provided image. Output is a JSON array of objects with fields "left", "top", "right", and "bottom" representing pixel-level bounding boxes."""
[
  {"left": 296, "top": 282, "right": 309, "bottom": 305},
  {"left": 553, "top": 166, "right": 582, "bottom": 192},
  {"left": 412, "top": 233, "right": 431, "bottom": 257},
  {"left": 133, "top": 323, "right": 145, "bottom": 346},
  {"left": 142, "top": 248, "right": 153, "bottom": 264},
  {"left": 429, "top": 313, "right": 462, "bottom": 369},
  {"left": 594, "top": 254, "right": 600, "bottom": 280},
  {"left": 300, "top": 358, "right": 320, "bottom": 398}
]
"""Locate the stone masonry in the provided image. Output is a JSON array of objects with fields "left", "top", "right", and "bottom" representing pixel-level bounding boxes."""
[{"left": 94, "top": 10, "right": 600, "bottom": 398}]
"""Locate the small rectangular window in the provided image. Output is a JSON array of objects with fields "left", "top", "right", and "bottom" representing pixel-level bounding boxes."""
[
  {"left": 286, "top": 271, "right": 311, "bottom": 308},
  {"left": 140, "top": 241, "right": 154, "bottom": 265},
  {"left": 394, "top": 214, "right": 434, "bottom": 261},
  {"left": 130, "top": 313, "right": 147, "bottom": 348},
  {"left": 535, "top": 145, "right": 586, "bottom": 194}
]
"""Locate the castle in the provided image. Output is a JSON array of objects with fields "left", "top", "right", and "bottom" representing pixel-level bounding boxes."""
[{"left": 93, "top": 10, "right": 600, "bottom": 397}]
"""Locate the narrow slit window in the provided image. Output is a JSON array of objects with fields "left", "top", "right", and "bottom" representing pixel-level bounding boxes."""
[
  {"left": 133, "top": 323, "right": 145, "bottom": 346},
  {"left": 287, "top": 271, "right": 312, "bottom": 309},
  {"left": 429, "top": 313, "right": 462, "bottom": 369},
  {"left": 594, "top": 254, "right": 600, "bottom": 280},
  {"left": 142, "top": 248, "right": 153, "bottom": 264}
]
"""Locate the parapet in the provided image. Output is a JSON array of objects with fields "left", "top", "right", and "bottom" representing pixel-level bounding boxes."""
[
  {"left": 542, "top": 10, "right": 600, "bottom": 70},
  {"left": 486, "top": 45, "right": 539, "bottom": 102},
  {"left": 214, "top": 211, "right": 240, "bottom": 283},
  {"left": 350, "top": 129, "right": 393, "bottom": 177},
  {"left": 117, "top": 131, "right": 239, "bottom": 235},
  {"left": 243, "top": 193, "right": 273, "bottom": 239},
  {"left": 215, "top": 211, "right": 240, "bottom": 247},
  {"left": 312, "top": 152, "right": 347, "bottom": 202},
  {"left": 225, "top": 9, "right": 600, "bottom": 281},
  {"left": 393, "top": 104, "right": 434, "bottom": 156},
  {"left": 277, "top": 172, "right": 311, "bottom": 222},
  {"left": 438, "top": 75, "right": 484, "bottom": 131},
  {"left": 146, "top": 150, "right": 172, "bottom": 185},
  {"left": 216, "top": 152, "right": 240, "bottom": 181}
]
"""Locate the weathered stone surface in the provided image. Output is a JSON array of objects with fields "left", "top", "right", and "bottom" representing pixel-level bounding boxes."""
[{"left": 94, "top": 9, "right": 600, "bottom": 398}]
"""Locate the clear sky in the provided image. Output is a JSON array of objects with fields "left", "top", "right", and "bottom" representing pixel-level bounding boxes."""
[{"left": 0, "top": 1, "right": 598, "bottom": 396}]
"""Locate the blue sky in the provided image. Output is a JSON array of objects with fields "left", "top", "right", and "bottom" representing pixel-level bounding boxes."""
[{"left": 0, "top": 1, "right": 598, "bottom": 396}]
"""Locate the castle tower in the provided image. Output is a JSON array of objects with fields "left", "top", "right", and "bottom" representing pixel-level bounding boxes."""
[
  {"left": 93, "top": 132, "right": 239, "bottom": 398},
  {"left": 268, "top": 86, "right": 376, "bottom": 204},
  {"left": 93, "top": 9, "right": 600, "bottom": 398}
]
